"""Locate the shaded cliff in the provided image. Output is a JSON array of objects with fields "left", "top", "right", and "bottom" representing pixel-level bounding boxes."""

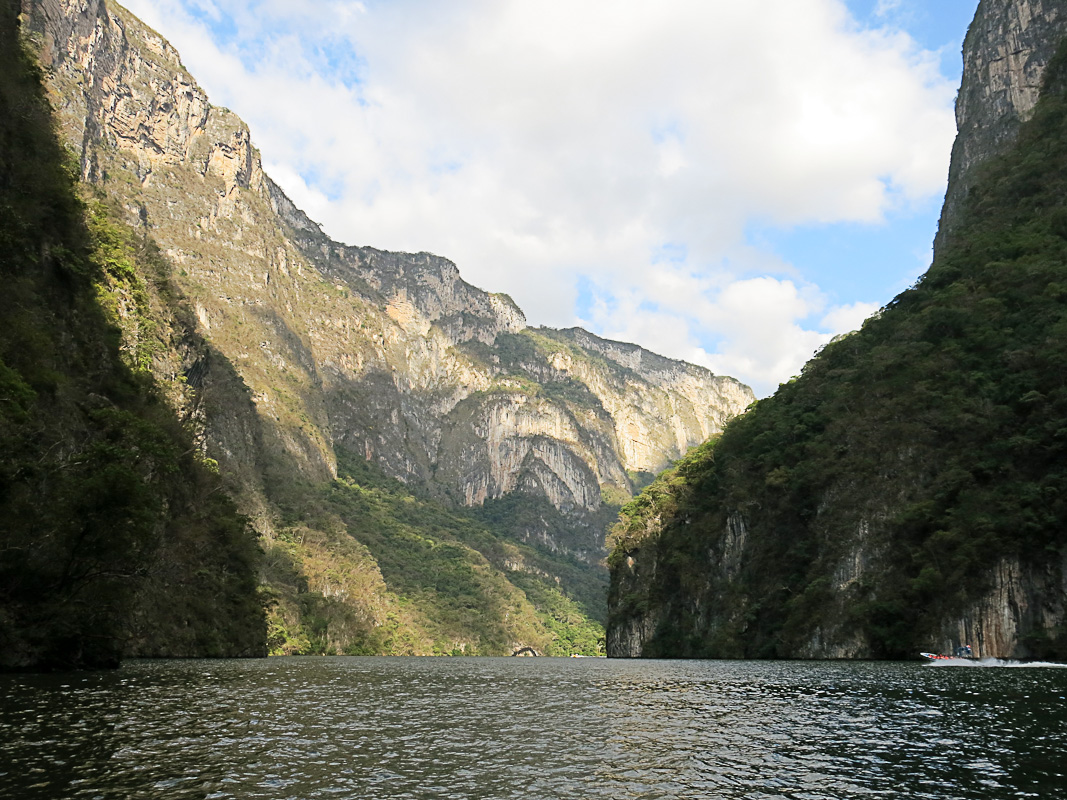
[
  {"left": 609, "top": 1, "right": 1067, "bottom": 661},
  {"left": 0, "top": 0, "right": 264, "bottom": 669},
  {"left": 14, "top": 0, "right": 753, "bottom": 655}
]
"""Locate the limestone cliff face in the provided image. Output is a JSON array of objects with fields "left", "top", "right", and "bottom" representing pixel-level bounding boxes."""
[
  {"left": 936, "top": 0, "right": 1067, "bottom": 251},
  {"left": 549, "top": 328, "right": 753, "bottom": 474},
  {"left": 22, "top": 0, "right": 753, "bottom": 558},
  {"left": 935, "top": 555, "right": 1067, "bottom": 657},
  {"left": 332, "top": 248, "right": 527, "bottom": 347}
]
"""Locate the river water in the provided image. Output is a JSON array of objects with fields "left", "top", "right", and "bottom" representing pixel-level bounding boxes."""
[{"left": 1, "top": 657, "right": 1065, "bottom": 799}]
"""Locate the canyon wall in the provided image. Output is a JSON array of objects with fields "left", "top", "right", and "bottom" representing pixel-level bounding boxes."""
[{"left": 21, "top": 0, "right": 752, "bottom": 560}]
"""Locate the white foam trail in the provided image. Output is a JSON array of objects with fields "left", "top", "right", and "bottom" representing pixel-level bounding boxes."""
[{"left": 925, "top": 657, "right": 1067, "bottom": 668}]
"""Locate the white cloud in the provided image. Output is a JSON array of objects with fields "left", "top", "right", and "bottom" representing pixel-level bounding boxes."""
[
  {"left": 820, "top": 301, "right": 882, "bottom": 334},
  {"left": 121, "top": 0, "right": 958, "bottom": 396},
  {"left": 876, "top": 0, "right": 906, "bottom": 18},
  {"left": 676, "top": 276, "right": 832, "bottom": 395}
]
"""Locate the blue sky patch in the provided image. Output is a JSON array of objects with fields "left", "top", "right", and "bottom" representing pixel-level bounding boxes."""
[
  {"left": 747, "top": 191, "right": 942, "bottom": 310},
  {"left": 845, "top": 0, "right": 977, "bottom": 82},
  {"left": 185, "top": 2, "right": 238, "bottom": 46},
  {"left": 652, "top": 242, "right": 688, "bottom": 265}
]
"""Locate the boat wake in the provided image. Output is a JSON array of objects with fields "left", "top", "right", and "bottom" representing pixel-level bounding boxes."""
[{"left": 924, "top": 657, "right": 1067, "bottom": 668}]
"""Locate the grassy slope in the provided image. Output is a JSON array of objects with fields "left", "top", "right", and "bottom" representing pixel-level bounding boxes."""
[{"left": 609, "top": 38, "right": 1067, "bottom": 660}]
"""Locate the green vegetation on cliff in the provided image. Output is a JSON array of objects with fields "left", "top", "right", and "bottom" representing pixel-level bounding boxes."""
[
  {"left": 0, "top": 9, "right": 264, "bottom": 669},
  {"left": 609, "top": 37, "right": 1067, "bottom": 661},
  {"left": 261, "top": 450, "right": 606, "bottom": 657}
]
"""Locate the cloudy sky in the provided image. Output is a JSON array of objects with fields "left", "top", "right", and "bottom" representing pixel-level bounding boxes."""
[{"left": 122, "top": 0, "right": 979, "bottom": 396}]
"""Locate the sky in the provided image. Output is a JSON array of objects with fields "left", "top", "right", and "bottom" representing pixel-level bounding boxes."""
[{"left": 120, "top": 0, "right": 980, "bottom": 396}]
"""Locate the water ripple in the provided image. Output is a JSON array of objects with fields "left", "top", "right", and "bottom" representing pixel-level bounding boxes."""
[{"left": 2, "top": 657, "right": 1066, "bottom": 799}]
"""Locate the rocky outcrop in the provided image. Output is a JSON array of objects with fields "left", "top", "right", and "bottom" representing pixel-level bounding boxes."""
[
  {"left": 329, "top": 248, "right": 527, "bottom": 346},
  {"left": 21, "top": 0, "right": 753, "bottom": 563},
  {"left": 935, "top": 555, "right": 1067, "bottom": 658},
  {"left": 936, "top": 0, "right": 1067, "bottom": 251},
  {"left": 546, "top": 328, "right": 753, "bottom": 473}
]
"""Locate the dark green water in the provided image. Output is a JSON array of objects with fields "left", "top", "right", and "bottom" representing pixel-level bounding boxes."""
[{"left": 1, "top": 657, "right": 1065, "bottom": 799}]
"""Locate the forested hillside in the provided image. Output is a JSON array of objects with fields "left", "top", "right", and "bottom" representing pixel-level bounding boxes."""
[{"left": 608, "top": 34, "right": 1067, "bottom": 661}]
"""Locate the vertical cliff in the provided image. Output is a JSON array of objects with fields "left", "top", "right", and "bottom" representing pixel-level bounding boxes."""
[
  {"left": 936, "top": 0, "right": 1067, "bottom": 251},
  {"left": 14, "top": 0, "right": 753, "bottom": 655},
  {"left": 21, "top": 0, "right": 752, "bottom": 547},
  {"left": 608, "top": 0, "right": 1067, "bottom": 661}
]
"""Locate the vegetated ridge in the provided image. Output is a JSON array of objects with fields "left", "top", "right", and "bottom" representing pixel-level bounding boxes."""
[
  {"left": 5, "top": 0, "right": 753, "bottom": 663},
  {"left": 608, "top": 0, "right": 1067, "bottom": 661}
]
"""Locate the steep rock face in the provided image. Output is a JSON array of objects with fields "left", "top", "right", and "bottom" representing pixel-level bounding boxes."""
[
  {"left": 440, "top": 393, "right": 606, "bottom": 512},
  {"left": 936, "top": 0, "right": 1067, "bottom": 250},
  {"left": 550, "top": 328, "right": 753, "bottom": 473},
  {"left": 22, "top": 0, "right": 753, "bottom": 562},
  {"left": 22, "top": 0, "right": 338, "bottom": 534},
  {"left": 935, "top": 555, "right": 1067, "bottom": 656},
  {"left": 608, "top": 0, "right": 1067, "bottom": 660}
]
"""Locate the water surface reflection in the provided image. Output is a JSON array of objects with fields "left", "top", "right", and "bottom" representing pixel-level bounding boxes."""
[{"left": 1, "top": 657, "right": 1064, "bottom": 798}]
